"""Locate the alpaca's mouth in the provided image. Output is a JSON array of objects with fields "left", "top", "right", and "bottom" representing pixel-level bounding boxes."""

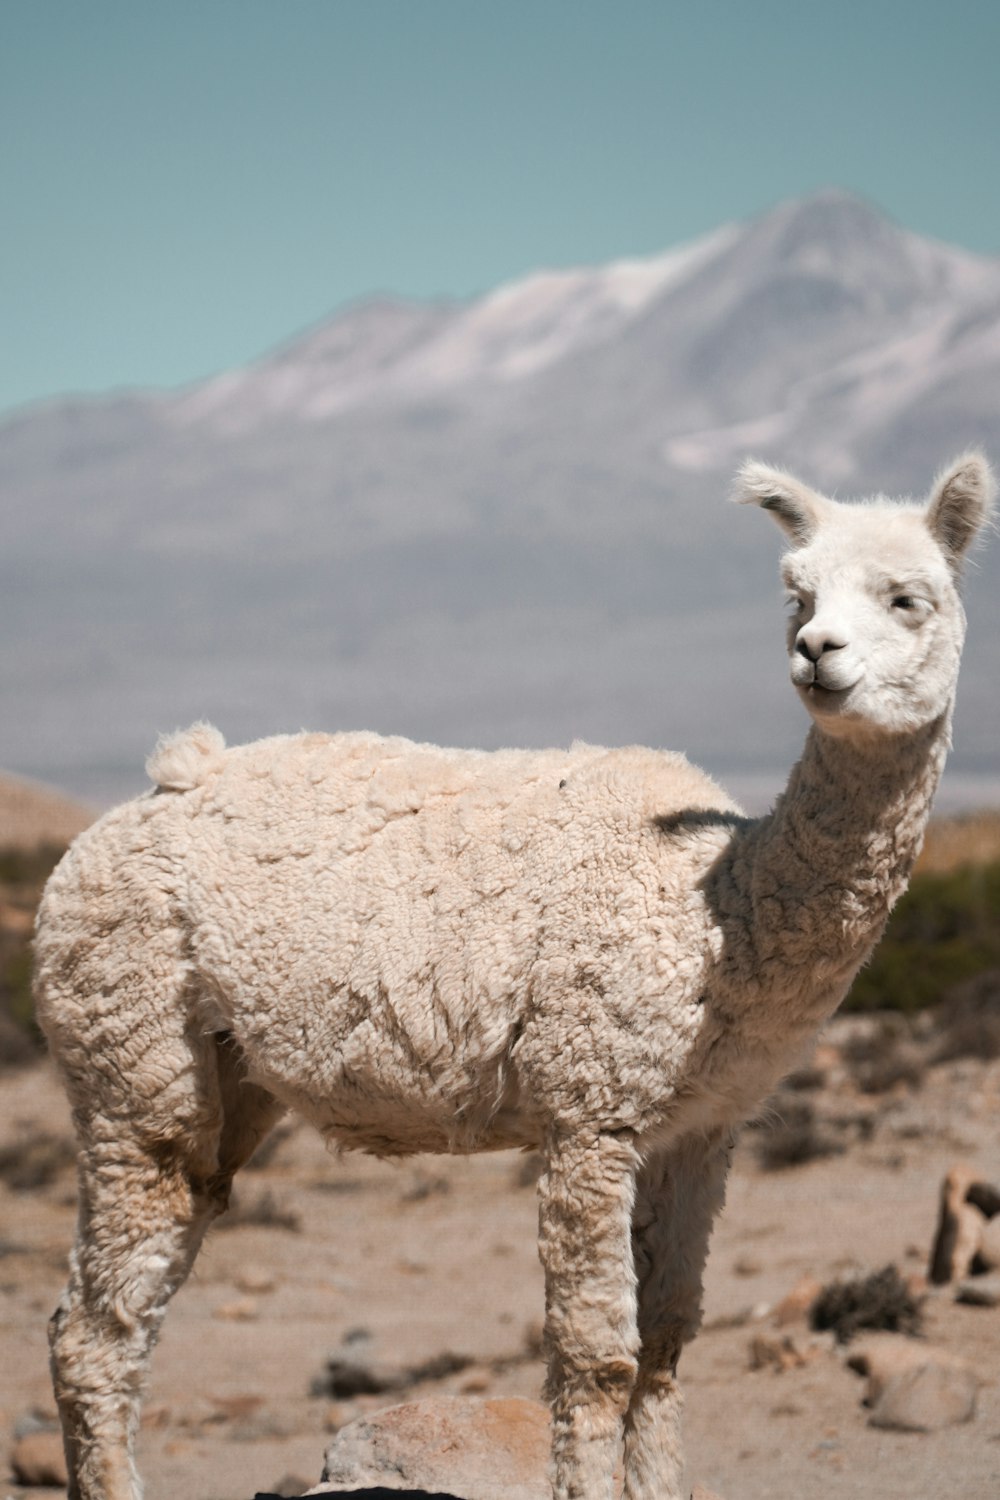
[{"left": 801, "top": 681, "right": 852, "bottom": 709}]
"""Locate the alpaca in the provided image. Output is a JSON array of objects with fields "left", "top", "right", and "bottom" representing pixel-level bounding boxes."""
[{"left": 34, "top": 454, "right": 993, "bottom": 1500}]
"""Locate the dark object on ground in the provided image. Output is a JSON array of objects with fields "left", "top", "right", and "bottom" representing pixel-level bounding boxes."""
[
  {"left": 841, "top": 1018, "right": 926, "bottom": 1094},
  {"left": 810, "top": 1264, "right": 923, "bottom": 1343},
  {"left": 0, "top": 1130, "right": 75, "bottom": 1191},
  {"left": 752, "top": 1097, "right": 845, "bottom": 1171},
  {"left": 932, "top": 969, "right": 1000, "bottom": 1064},
  {"left": 967, "top": 1180, "right": 1000, "bottom": 1219},
  {"left": 255, "top": 1492, "right": 467, "bottom": 1499},
  {"left": 313, "top": 1345, "right": 474, "bottom": 1399},
  {"left": 217, "top": 1188, "right": 302, "bottom": 1232}
]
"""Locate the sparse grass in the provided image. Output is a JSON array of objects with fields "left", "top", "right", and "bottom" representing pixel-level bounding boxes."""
[{"left": 810, "top": 1264, "right": 923, "bottom": 1343}]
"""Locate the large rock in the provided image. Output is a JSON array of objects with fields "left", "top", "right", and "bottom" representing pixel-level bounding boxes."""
[
  {"left": 848, "top": 1335, "right": 977, "bottom": 1432},
  {"left": 309, "top": 1397, "right": 552, "bottom": 1500},
  {"left": 928, "top": 1164, "right": 987, "bottom": 1284}
]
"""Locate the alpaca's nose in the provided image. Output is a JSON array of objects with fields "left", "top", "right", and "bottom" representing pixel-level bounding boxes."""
[{"left": 795, "top": 626, "right": 847, "bottom": 663}]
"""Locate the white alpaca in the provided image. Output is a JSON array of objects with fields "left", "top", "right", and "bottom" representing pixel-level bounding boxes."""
[{"left": 34, "top": 455, "right": 993, "bottom": 1500}]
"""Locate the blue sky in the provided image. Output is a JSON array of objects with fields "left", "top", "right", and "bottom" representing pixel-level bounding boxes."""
[{"left": 3, "top": 0, "right": 1000, "bottom": 414}]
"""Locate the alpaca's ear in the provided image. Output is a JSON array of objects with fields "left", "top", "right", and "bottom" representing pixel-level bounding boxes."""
[
  {"left": 732, "top": 461, "right": 828, "bottom": 545},
  {"left": 925, "top": 452, "right": 997, "bottom": 570}
]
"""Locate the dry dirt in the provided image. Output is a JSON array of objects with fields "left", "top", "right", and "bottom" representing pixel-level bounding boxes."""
[{"left": 2, "top": 1033, "right": 999, "bottom": 1500}]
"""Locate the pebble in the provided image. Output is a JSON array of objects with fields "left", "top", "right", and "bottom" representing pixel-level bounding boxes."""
[
  {"left": 10, "top": 1430, "right": 69, "bottom": 1488},
  {"left": 213, "top": 1296, "right": 259, "bottom": 1321}
]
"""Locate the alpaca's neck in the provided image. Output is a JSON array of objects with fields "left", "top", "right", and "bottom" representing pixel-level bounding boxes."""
[{"left": 713, "top": 709, "right": 951, "bottom": 1027}]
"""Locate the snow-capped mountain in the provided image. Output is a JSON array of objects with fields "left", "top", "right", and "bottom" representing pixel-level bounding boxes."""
[
  {"left": 170, "top": 221, "right": 743, "bottom": 428},
  {"left": 3, "top": 190, "right": 999, "bottom": 806}
]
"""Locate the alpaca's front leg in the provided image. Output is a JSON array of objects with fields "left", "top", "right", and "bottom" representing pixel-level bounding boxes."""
[
  {"left": 623, "top": 1133, "right": 730, "bottom": 1500},
  {"left": 537, "top": 1129, "right": 640, "bottom": 1500}
]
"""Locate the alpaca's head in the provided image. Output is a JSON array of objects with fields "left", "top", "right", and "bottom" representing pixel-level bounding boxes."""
[{"left": 735, "top": 455, "right": 996, "bottom": 741}]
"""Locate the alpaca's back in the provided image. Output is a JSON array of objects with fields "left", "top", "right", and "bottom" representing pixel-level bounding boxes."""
[{"left": 35, "top": 727, "right": 739, "bottom": 1155}]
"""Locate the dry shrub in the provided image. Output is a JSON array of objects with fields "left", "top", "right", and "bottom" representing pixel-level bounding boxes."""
[
  {"left": 0, "top": 844, "right": 68, "bottom": 1064},
  {"left": 218, "top": 1189, "right": 301, "bottom": 1233},
  {"left": 753, "top": 1098, "right": 845, "bottom": 1171},
  {"left": 782, "top": 1064, "right": 828, "bottom": 1092},
  {"left": 809, "top": 1264, "right": 922, "bottom": 1344},
  {"left": 0, "top": 1132, "right": 75, "bottom": 1191},
  {"left": 932, "top": 969, "right": 1000, "bottom": 1064},
  {"left": 842, "top": 1019, "right": 926, "bottom": 1094}
]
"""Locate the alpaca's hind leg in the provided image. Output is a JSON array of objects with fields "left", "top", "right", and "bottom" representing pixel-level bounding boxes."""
[
  {"left": 538, "top": 1130, "right": 640, "bottom": 1500},
  {"left": 50, "top": 1125, "right": 223, "bottom": 1500},
  {"left": 50, "top": 1035, "right": 283, "bottom": 1500},
  {"left": 622, "top": 1133, "right": 730, "bottom": 1500}
]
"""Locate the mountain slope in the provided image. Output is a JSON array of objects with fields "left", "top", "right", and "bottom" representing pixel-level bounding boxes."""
[{"left": 3, "top": 190, "right": 998, "bottom": 806}]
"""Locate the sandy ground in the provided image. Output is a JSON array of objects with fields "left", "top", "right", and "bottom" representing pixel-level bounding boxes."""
[{"left": 2, "top": 1036, "right": 999, "bottom": 1500}]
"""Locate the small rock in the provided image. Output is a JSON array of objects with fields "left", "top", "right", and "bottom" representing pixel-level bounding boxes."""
[
  {"left": 12, "top": 1406, "right": 59, "bottom": 1440},
  {"left": 955, "top": 1275, "right": 1000, "bottom": 1307},
  {"left": 140, "top": 1404, "right": 173, "bottom": 1430},
  {"left": 748, "top": 1332, "right": 816, "bottom": 1372},
  {"left": 772, "top": 1275, "right": 823, "bottom": 1327},
  {"left": 10, "top": 1429, "right": 69, "bottom": 1488},
  {"left": 209, "top": 1392, "right": 265, "bottom": 1421},
  {"left": 928, "top": 1163, "right": 987, "bottom": 1283},
  {"left": 848, "top": 1334, "right": 977, "bottom": 1432},
  {"left": 235, "top": 1265, "right": 278, "bottom": 1294},
  {"left": 312, "top": 1396, "right": 551, "bottom": 1500},
  {"left": 703, "top": 1303, "right": 762, "bottom": 1332},
  {"left": 213, "top": 1296, "right": 259, "bottom": 1321}
]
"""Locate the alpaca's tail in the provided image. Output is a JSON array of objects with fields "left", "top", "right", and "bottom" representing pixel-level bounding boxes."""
[{"left": 146, "top": 722, "right": 227, "bottom": 792}]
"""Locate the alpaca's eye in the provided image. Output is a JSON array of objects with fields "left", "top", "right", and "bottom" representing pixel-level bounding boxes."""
[
  {"left": 891, "top": 592, "right": 932, "bottom": 624},
  {"left": 785, "top": 595, "right": 804, "bottom": 616}
]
